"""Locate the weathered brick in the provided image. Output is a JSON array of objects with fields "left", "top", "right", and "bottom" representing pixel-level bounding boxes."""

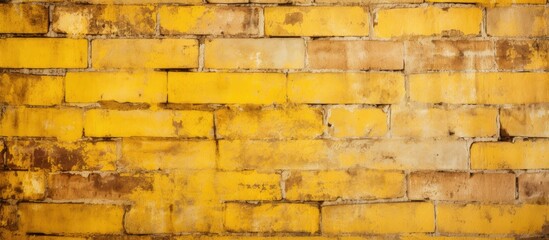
[
  {"left": 18, "top": 203, "right": 124, "bottom": 234},
  {"left": 0, "top": 171, "right": 45, "bottom": 200},
  {"left": 501, "top": 106, "right": 549, "bottom": 138},
  {"left": 0, "top": 73, "right": 63, "bottom": 106},
  {"left": 175, "top": 237, "right": 331, "bottom": 240},
  {"left": 307, "top": 40, "right": 403, "bottom": 70},
  {"left": 496, "top": 40, "right": 549, "bottom": 71},
  {"left": 92, "top": 39, "right": 198, "bottom": 69},
  {"left": 409, "top": 172, "right": 515, "bottom": 202},
  {"left": 400, "top": 235, "right": 514, "bottom": 240},
  {"left": 65, "top": 71, "right": 167, "bottom": 103},
  {"left": 84, "top": 109, "right": 213, "bottom": 138},
  {"left": 265, "top": 7, "right": 368, "bottom": 36},
  {"left": 374, "top": 7, "right": 482, "bottom": 38},
  {"left": 6, "top": 140, "right": 118, "bottom": 171},
  {"left": 519, "top": 173, "right": 548, "bottom": 204},
  {"left": 92, "top": 236, "right": 157, "bottom": 240},
  {"left": 328, "top": 107, "right": 387, "bottom": 138},
  {"left": 0, "top": 203, "right": 17, "bottom": 230},
  {"left": 0, "top": 4, "right": 48, "bottom": 33},
  {"left": 168, "top": 72, "right": 286, "bottom": 104},
  {"left": 322, "top": 202, "right": 434, "bottom": 233},
  {"left": 253, "top": 0, "right": 310, "bottom": 3},
  {"left": 437, "top": 204, "right": 549, "bottom": 234},
  {"left": 409, "top": 72, "right": 549, "bottom": 104},
  {"left": 289, "top": 72, "right": 404, "bottom": 104},
  {"left": 391, "top": 107, "right": 498, "bottom": 138},
  {"left": 216, "top": 171, "right": 281, "bottom": 201},
  {"left": 219, "top": 140, "right": 467, "bottom": 171},
  {"left": 285, "top": 170, "right": 404, "bottom": 201},
  {"left": 53, "top": 5, "right": 156, "bottom": 36},
  {"left": 317, "top": 0, "right": 421, "bottom": 3},
  {"left": 160, "top": 6, "right": 259, "bottom": 35},
  {"left": 120, "top": 140, "right": 216, "bottom": 171},
  {"left": 47, "top": 173, "right": 153, "bottom": 200},
  {"left": 0, "top": 107, "right": 83, "bottom": 141},
  {"left": 224, "top": 203, "right": 319, "bottom": 233},
  {"left": 471, "top": 140, "right": 548, "bottom": 169},
  {"left": 205, "top": 38, "right": 304, "bottom": 69},
  {"left": 428, "top": 0, "right": 544, "bottom": 4},
  {"left": 488, "top": 7, "right": 548, "bottom": 37},
  {"left": 0, "top": 38, "right": 88, "bottom": 68},
  {"left": 35, "top": 0, "right": 201, "bottom": 3},
  {"left": 216, "top": 106, "right": 323, "bottom": 140},
  {"left": 405, "top": 40, "right": 495, "bottom": 73}
]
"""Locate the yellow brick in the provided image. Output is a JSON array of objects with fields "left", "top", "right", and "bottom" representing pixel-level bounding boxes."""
[
  {"left": 0, "top": 4, "right": 48, "bottom": 33},
  {"left": 427, "top": 0, "right": 544, "bottom": 5},
  {"left": 391, "top": 107, "right": 498, "bottom": 138},
  {"left": 437, "top": 204, "right": 549, "bottom": 234},
  {"left": 205, "top": 38, "right": 305, "bottom": 69},
  {"left": 0, "top": 107, "right": 83, "bottom": 141},
  {"left": 168, "top": 72, "right": 286, "bottom": 104},
  {"left": 225, "top": 203, "right": 319, "bottom": 233},
  {"left": 374, "top": 7, "right": 482, "bottom": 38},
  {"left": 409, "top": 72, "right": 549, "bottom": 104},
  {"left": 0, "top": 38, "right": 87, "bottom": 68},
  {"left": 501, "top": 106, "right": 549, "bottom": 137},
  {"left": 19, "top": 203, "right": 124, "bottom": 234},
  {"left": 66, "top": 71, "right": 166, "bottom": 103},
  {"left": 29, "top": 237, "right": 88, "bottom": 240},
  {"left": 216, "top": 106, "right": 323, "bottom": 139},
  {"left": 21, "top": 0, "right": 201, "bottom": 3},
  {"left": 219, "top": 140, "right": 467, "bottom": 170},
  {"left": 84, "top": 109, "right": 212, "bottom": 138},
  {"left": 318, "top": 0, "right": 421, "bottom": 3},
  {"left": 471, "top": 140, "right": 548, "bottom": 169},
  {"left": 265, "top": 7, "right": 369, "bottom": 36},
  {"left": 53, "top": 5, "right": 156, "bottom": 36},
  {"left": 0, "top": 73, "right": 63, "bottom": 106},
  {"left": 328, "top": 107, "right": 387, "bottom": 138},
  {"left": 289, "top": 72, "right": 404, "bottom": 104},
  {"left": 92, "top": 39, "right": 198, "bottom": 69},
  {"left": 322, "top": 202, "right": 434, "bottom": 233},
  {"left": 496, "top": 40, "right": 548, "bottom": 71},
  {"left": 0, "top": 171, "right": 45, "bottom": 200},
  {"left": 175, "top": 237, "right": 331, "bottom": 240},
  {"left": 285, "top": 170, "right": 404, "bottom": 201},
  {"left": 488, "top": 7, "right": 548, "bottom": 37},
  {"left": 120, "top": 140, "right": 216, "bottom": 171},
  {"left": 216, "top": 171, "right": 281, "bottom": 201},
  {"left": 401, "top": 235, "right": 514, "bottom": 240},
  {"left": 159, "top": 6, "right": 259, "bottom": 35}
]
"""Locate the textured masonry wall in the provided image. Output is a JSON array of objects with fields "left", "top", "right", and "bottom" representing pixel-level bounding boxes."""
[{"left": 0, "top": 0, "right": 548, "bottom": 239}]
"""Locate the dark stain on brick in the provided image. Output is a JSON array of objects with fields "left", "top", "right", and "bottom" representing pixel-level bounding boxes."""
[
  {"left": 285, "top": 172, "right": 302, "bottom": 190},
  {"left": 99, "top": 100, "right": 150, "bottom": 110},
  {"left": 32, "top": 148, "right": 51, "bottom": 169},
  {"left": 242, "top": 8, "right": 260, "bottom": 33},
  {"left": 284, "top": 12, "right": 303, "bottom": 25},
  {"left": 52, "top": 145, "right": 83, "bottom": 171},
  {"left": 500, "top": 127, "right": 511, "bottom": 137}
]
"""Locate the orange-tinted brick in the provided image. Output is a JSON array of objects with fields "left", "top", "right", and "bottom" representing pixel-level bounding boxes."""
[
  {"left": 0, "top": 4, "right": 48, "bottom": 33},
  {"left": 518, "top": 173, "right": 548, "bottom": 204},
  {"left": 496, "top": 40, "right": 549, "bottom": 71},
  {"left": 0, "top": 171, "right": 45, "bottom": 200},
  {"left": 501, "top": 106, "right": 549, "bottom": 137}
]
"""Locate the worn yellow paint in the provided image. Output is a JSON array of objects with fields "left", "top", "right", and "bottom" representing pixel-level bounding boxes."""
[
  {"left": 18, "top": 203, "right": 124, "bottom": 234},
  {"left": 289, "top": 72, "right": 405, "bottom": 104},
  {"left": 168, "top": 72, "right": 286, "bottom": 104},
  {"left": 437, "top": 204, "right": 549, "bottom": 234},
  {"left": 66, "top": 71, "right": 167, "bottom": 103},
  {"left": 0, "top": 38, "right": 87, "bottom": 68},
  {"left": 215, "top": 171, "right": 281, "bottom": 200},
  {"left": 500, "top": 106, "right": 549, "bottom": 137},
  {"left": 328, "top": 107, "right": 387, "bottom": 138},
  {"left": 84, "top": 109, "right": 213, "bottom": 138},
  {"left": 322, "top": 202, "right": 435, "bottom": 233},
  {"left": 225, "top": 203, "right": 319, "bottom": 233},
  {"left": 400, "top": 234, "right": 515, "bottom": 240},
  {"left": 0, "top": 4, "right": 48, "bottom": 33},
  {"left": 487, "top": 7, "right": 548, "bottom": 37},
  {"left": 0, "top": 73, "right": 63, "bottom": 106},
  {"left": 0, "top": 171, "right": 45, "bottom": 200},
  {"left": 175, "top": 237, "right": 332, "bottom": 240},
  {"left": 428, "top": 0, "right": 545, "bottom": 5},
  {"left": 471, "top": 140, "right": 548, "bottom": 169},
  {"left": 216, "top": 106, "right": 323, "bottom": 139},
  {"left": 374, "top": 7, "right": 482, "bottom": 38},
  {"left": 265, "top": 7, "right": 369, "bottom": 36}
]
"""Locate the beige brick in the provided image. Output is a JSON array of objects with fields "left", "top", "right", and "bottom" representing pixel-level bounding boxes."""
[
  {"left": 317, "top": 0, "right": 421, "bottom": 3},
  {"left": 224, "top": 203, "right": 319, "bottom": 233},
  {"left": 428, "top": 0, "right": 545, "bottom": 4},
  {"left": 496, "top": 40, "right": 549, "bottom": 71},
  {"left": 0, "top": 38, "right": 88, "bottom": 68},
  {"left": 0, "top": 171, "right": 45, "bottom": 200},
  {"left": 409, "top": 172, "right": 515, "bottom": 202},
  {"left": 322, "top": 202, "right": 434, "bottom": 233},
  {"left": 219, "top": 139, "right": 467, "bottom": 171},
  {"left": 488, "top": 6, "right": 549, "bottom": 37},
  {"left": 288, "top": 72, "right": 404, "bottom": 104},
  {"left": 0, "top": 73, "right": 63, "bottom": 106},
  {"left": 53, "top": 5, "right": 156, "bottom": 36},
  {"left": 307, "top": 40, "right": 403, "bottom": 70},
  {"left": 0, "top": 4, "right": 48, "bottom": 33},
  {"left": 391, "top": 107, "right": 498, "bottom": 138},
  {"left": 328, "top": 107, "right": 387, "bottom": 138},
  {"left": 519, "top": 173, "right": 548, "bottom": 204},
  {"left": 501, "top": 106, "right": 549, "bottom": 138},
  {"left": 205, "top": 38, "right": 305, "bottom": 69},
  {"left": 406, "top": 40, "right": 495, "bottom": 73},
  {"left": 216, "top": 106, "right": 323, "bottom": 140},
  {"left": 471, "top": 140, "right": 548, "bottom": 169},
  {"left": 160, "top": 6, "right": 259, "bottom": 35},
  {"left": 285, "top": 170, "right": 404, "bottom": 201}
]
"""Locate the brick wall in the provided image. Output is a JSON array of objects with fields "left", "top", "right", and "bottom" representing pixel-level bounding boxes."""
[{"left": 0, "top": 0, "right": 548, "bottom": 239}]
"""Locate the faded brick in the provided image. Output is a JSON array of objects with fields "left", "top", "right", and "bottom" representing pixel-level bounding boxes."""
[
  {"left": 496, "top": 40, "right": 549, "bottom": 71},
  {"left": 487, "top": 6, "right": 549, "bottom": 37},
  {"left": 519, "top": 173, "right": 548, "bottom": 204},
  {"left": 501, "top": 106, "right": 549, "bottom": 138}
]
